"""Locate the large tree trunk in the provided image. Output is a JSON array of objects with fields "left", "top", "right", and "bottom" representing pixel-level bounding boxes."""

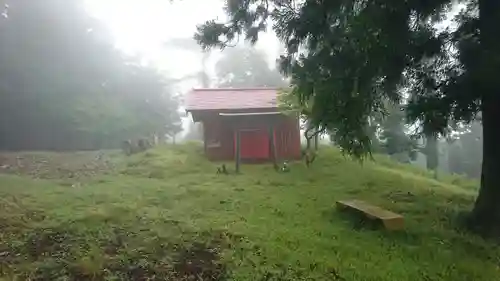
[
  {"left": 470, "top": 0, "right": 500, "bottom": 235},
  {"left": 470, "top": 93, "right": 500, "bottom": 234}
]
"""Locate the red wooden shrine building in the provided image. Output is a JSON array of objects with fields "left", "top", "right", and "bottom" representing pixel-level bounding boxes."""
[{"left": 185, "top": 88, "right": 301, "bottom": 162}]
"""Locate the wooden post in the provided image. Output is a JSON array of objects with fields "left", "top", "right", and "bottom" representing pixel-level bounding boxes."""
[
  {"left": 235, "top": 130, "right": 241, "bottom": 173},
  {"left": 269, "top": 126, "right": 278, "bottom": 170},
  {"left": 203, "top": 125, "right": 207, "bottom": 154}
]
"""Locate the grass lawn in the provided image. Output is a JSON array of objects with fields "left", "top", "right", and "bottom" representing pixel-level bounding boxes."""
[{"left": 0, "top": 144, "right": 498, "bottom": 280}]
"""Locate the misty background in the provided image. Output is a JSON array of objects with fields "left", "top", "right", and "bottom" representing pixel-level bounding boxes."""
[{"left": 0, "top": 0, "right": 482, "bottom": 179}]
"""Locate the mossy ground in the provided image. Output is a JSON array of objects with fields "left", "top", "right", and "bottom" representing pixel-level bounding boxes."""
[{"left": 0, "top": 144, "right": 498, "bottom": 280}]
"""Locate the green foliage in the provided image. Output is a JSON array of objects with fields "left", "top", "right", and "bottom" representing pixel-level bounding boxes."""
[
  {"left": 328, "top": 102, "right": 418, "bottom": 161},
  {"left": 0, "top": 0, "right": 181, "bottom": 150},
  {"left": 278, "top": 87, "right": 323, "bottom": 150},
  {"left": 194, "top": 0, "right": 500, "bottom": 231},
  {"left": 277, "top": 87, "right": 313, "bottom": 118},
  {"left": 193, "top": 0, "right": 486, "bottom": 158},
  {"left": 0, "top": 144, "right": 498, "bottom": 280}
]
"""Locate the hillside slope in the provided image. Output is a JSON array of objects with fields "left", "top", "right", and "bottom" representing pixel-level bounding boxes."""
[{"left": 0, "top": 144, "right": 497, "bottom": 281}]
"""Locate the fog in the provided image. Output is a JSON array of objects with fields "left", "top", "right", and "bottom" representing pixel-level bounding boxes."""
[
  {"left": 85, "top": 0, "right": 283, "bottom": 137},
  {"left": 0, "top": 0, "right": 482, "bottom": 179}
]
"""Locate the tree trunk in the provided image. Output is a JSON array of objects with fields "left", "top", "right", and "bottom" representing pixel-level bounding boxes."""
[
  {"left": 314, "top": 133, "right": 319, "bottom": 151},
  {"left": 425, "top": 134, "right": 438, "bottom": 171},
  {"left": 470, "top": 95, "right": 500, "bottom": 235},
  {"left": 469, "top": 0, "right": 500, "bottom": 235}
]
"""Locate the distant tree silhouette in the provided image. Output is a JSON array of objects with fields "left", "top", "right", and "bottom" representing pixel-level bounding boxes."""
[{"left": 0, "top": 0, "right": 181, "bottom": 150}]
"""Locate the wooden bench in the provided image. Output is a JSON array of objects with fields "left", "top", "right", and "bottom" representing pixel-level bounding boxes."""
[{"left": 336, "top": 199, "right": 404, "bottom": 230}]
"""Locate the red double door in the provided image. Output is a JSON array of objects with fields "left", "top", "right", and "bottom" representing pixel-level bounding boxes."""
[{"left": 235, "top": 129, "right": 271, "bottom": 160}]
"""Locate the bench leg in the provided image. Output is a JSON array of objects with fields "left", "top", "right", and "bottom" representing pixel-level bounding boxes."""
[{"left": 382, "top": 218, "right": 404, "bottom": 231}]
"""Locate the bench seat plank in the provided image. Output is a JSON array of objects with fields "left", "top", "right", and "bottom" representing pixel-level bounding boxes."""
[{"left": 337, "top": 199, "right": 404, "bottom": 230}]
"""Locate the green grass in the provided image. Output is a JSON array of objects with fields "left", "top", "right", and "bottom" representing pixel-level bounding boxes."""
[{"left": 0, "top": 144, "right": 498, "bottom": 280}]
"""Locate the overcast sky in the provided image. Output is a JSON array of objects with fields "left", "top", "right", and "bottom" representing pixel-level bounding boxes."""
[
  {"left": 84, "top": 0, "right": 280, "bottom": 85},
  {"left": 83, "top": 0, "right": 463, "bottom": 81},
  {"left": 82, "top": 0, "right": 463, "bottom": 138},
  {"left": 83, "top": 0, "right": 281, "bottom": 137}
]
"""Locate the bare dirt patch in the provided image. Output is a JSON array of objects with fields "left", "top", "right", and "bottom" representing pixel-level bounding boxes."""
[
  {"left": 1, "top": 225, "right": 229, "bottom": 281},
  {"left": 0, "top": 151, "right": 117, "bottom": 180}
]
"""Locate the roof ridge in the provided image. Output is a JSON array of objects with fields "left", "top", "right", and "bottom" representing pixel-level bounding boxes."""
[{"left": 185, "top": 87, "right": 280, "bottom": 111}]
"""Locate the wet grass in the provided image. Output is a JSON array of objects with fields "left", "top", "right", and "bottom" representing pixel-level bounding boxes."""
[{"left": 0, "top": 143, "right": 498, "bottom": 280}]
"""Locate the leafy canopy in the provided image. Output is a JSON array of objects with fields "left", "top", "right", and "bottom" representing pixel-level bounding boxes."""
[
  {"left": 195, "top": 0, "right": 480, "bottom": 159},
  {"left": 0, "top": 0, "right": 181, "bottom": 150}
]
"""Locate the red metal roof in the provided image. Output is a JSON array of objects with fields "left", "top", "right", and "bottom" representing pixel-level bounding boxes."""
[{"left": 185, "top": 88, "right": 279, "bottom": 111}]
